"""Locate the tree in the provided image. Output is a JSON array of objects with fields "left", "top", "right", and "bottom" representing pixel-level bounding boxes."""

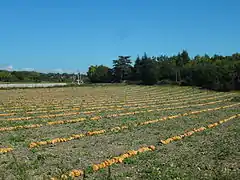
[
  {"left": 87, "top": 66, "right": 97, "bottom": 82},
  {"left": 28, "top": 71, "right": 41, "bottom": 82},
  {"left": 232, "top": 53, "right": 240, "bottom": 61},
  {"left": 0, "top": 71, "right": 12, "bottom": 82},
  {"left": 139, "top": 53, "right": 158, "bottom": 85},
  {"left": 11, "top": 71, "right": 25, "bottom": 81},
  {"left": 87, "top": 65, "right": 112, "bottom": 83},
  {"left": 86, "top": 50, "right": 240, "bottom": 91},
  {"left": 175, "top": 50, "right": 191, "bottom": 82},
  {"left": 113, "top": 56, "right": 132, "bottom": 82},
  {"left": 131, "top": 55, "right": 142, "bottom": 81}
]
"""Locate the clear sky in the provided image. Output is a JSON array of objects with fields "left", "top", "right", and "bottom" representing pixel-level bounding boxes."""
[{"left": 0, "top": 0, "right": 239, "bottom": 73}]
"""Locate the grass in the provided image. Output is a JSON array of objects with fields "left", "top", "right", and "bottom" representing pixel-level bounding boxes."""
[
  {"left": 0, "top": 85, "right": 239, "bottom": 179},
  {"left": 89, "top": 119, "right": 240, "bottom": 180}
]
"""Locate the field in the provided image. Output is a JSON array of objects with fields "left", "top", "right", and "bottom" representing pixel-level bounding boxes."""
[
  {"left": 0, "top": 83, "right": 67, "bottom": 88},
  {"left": 0, "top": 85, "right": 239, "bottom": 180}
]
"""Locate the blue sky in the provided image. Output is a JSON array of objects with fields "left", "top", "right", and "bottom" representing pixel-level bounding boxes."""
[{"left": 0, "top": 0, "right": 239, "bottom": 73}]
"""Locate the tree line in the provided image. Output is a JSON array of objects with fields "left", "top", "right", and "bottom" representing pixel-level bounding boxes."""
[
  {"left": 1, "top": 50, "right": 239, "bottom": 91},
  {"left": 87, "top": 51, "right": 240, "bottom": 91},
  {"left": 0, "top": 70, "right": 88, "bottom": 83}
]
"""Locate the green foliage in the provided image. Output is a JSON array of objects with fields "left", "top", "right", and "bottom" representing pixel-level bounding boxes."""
[
  {"left": 87, "top": 50, "right": 240, "bottom": 91},
  {"left": 87, "top": 65, "right": 112, "bottom": 83},
  {"left": 0, "top": 70, "right": 13, "bottom": 81},
  {"left": 138, "top": 53, "right": 158, "bottom": 85},
  {"left": 0, "top": 70, "right": 88, "bottom": 83},
  {"left": 8, "top": 152, "right": 30, "bottom": 180},
  {"left": 231, "top": 96, "right": 240, "bottom": 102},
  {"left": 112, "top": 56, "right": 132, "bottom": 82},
  {"left": 123, "top": 157, "right": 137, "bottom": 164},
  {"left": 2, "top": 50, "right": 238, "bottom": 90}
]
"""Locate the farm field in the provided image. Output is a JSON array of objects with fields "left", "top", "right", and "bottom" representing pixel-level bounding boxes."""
[
  {"left": 0, "top": 83, "right": 67, "bottom": 89},
  {"left": 0, "top": 85, "right": 239, "bottom": 180}
]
